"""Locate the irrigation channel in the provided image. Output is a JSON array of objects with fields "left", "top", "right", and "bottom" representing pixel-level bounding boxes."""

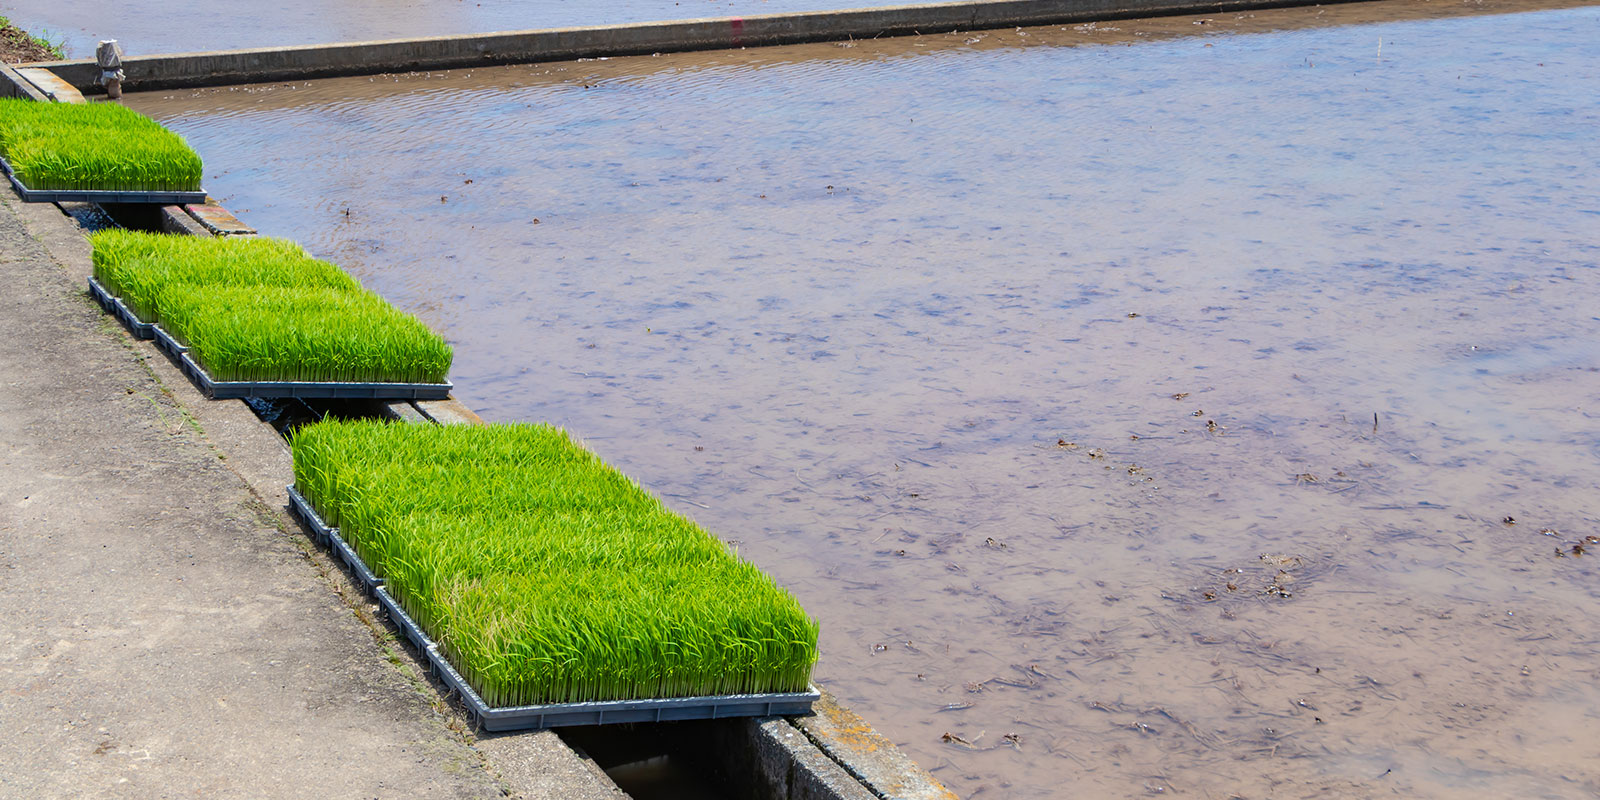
[{"left": 104, "top": 0, "right": 1600, "bottom": 796}]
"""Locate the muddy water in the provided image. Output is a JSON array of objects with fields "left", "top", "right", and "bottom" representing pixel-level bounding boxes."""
[
  {"left": 9, "top": 0, "right": 900, "bottom": 60},
  {"left": 126, "top": 1, "right": 1600, "bottom": 797}
]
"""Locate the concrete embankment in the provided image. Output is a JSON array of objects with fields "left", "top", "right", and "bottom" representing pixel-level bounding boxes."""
[{"left": 26, "top": 0, "right": 1375, "bottom": 92}]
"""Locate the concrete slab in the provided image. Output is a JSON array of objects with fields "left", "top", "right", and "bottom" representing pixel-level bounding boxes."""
[
  {"left": 475, "top": 731, "right": 628, "bottom": 800},
  {"left": 14, "top": 66, "right": 84, "bottom": 102},
  {"left": 159, "top": 204, "right": 212, "bottom": 237},
  {"left": 793, "top": 691, "right": 959, "bottom": 800},
  {"left": 415, "top": 398, "right": 486, "bottom": 426},
  {"left": 378, "top": 400, "right": 434, "bottom": 424},
  {"left": 0, "top": 62, "right": 49, "bottom": 100},
  {"left": 184, "top": 201, "right": 257, "bottom": 236}
]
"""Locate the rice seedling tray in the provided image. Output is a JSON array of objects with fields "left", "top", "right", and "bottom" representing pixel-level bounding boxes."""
[
  {"left": 146, "top": 325, "right": 453, "bottom": 401},
  {"left": 0, "top": 154, "right": 207, "bottom": 204},
  {"left": 285, "top": 485, "right": 821, "bottom": 731},
  {"left": 87, "top": 276, "right": 154, "bottom": 340}
]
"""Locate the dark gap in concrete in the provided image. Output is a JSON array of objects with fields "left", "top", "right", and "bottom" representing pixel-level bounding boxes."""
[
  {"left": 240, "top": 397, "right": 321, "bottom": 437},
  {"left": 241, "top": 396, "right": 398, "bottom": 439},
  {"left": 60, "top": 200, "right": 116, "bottom": 231},
  {"left": 560, "top": 723, "right": 739, "bottom": 800},
  {"left": 92, "top": 201, "right": 167, "bottom": 232}
]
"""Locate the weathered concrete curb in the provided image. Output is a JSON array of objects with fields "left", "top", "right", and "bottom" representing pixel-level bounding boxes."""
[
  {"left": 185, "top": 200, "right": 257, "bottom": 235},
  {"left": 796, "top": 692, "right": 959, "bottom": 800},
  {"left": 0, "top": 62, "right": 49, "bottom": 100},
  {"left": 704, "top": 716, "right": 879, "bottom": 800},
  {"left": 13, "top": 67, "right": 86, "bottom": 102},
  {"left": 27, "top": 0, "right": 1374, "bottom": 92}
]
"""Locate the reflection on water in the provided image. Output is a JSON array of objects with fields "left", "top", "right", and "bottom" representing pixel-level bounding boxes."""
[{"left": 128, "top": 1, "right": 1600, "bottom": 797}]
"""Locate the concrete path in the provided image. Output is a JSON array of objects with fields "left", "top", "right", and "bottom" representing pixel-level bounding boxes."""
[{"left": 0, "top": 195, "right": 607, "bottom": 797}]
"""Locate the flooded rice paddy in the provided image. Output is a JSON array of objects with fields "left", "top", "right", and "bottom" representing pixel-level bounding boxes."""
[{"left": 125, "top": 1, "right": 1600, "bottom": 796}]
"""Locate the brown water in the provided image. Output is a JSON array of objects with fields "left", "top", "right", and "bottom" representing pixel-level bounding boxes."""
[
  {"left": 8, "top": 0, "right": 908, "bottom": 59},
  {"left": 126, "top": 1, "right": 1600, "bottom": 797}
]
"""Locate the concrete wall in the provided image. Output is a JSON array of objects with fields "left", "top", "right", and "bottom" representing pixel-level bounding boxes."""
[{"left": 31, "top": 0, "right": 1375, "bottom": 92}]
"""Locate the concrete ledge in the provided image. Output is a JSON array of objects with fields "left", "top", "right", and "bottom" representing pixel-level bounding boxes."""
[
  {"left": 795, "top": 691, "right": 959, "bottom": 800},
  {"left": 0, "top": 63, "right": 49, "bottom": 101},
  {"left": 14, "top": 67, "right": 85, "bottom": 102},
  {"left": 704, "top": 717, "right": 879, "bottom": 800},
  {"left": 185, "top": 201, "right": 257, "bottom": 236},
  {"left": 0, "top": 186, "right": 519, "bottom": 800},
  {"left": 475, "top": 731, "right": 630, "bottom": 800},
  {"left": 28, "top": 0, "right": 1375, "bottom": 92},
  {"left": 415, "top": 397, "right": 487, "bottom": 426},
  {"left": 377, "top": 399, "right": 434, "bottom": 424},
  {"left": 159, "top": 204, "right": 211, "bottom": 236}
]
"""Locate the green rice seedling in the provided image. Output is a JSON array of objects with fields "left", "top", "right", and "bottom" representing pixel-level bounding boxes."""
[
  {"left": 158, "top": 285, "right": 453, "bottom": 384},
  {"left": 89, "top": 230, "right": 358, "bottom": 323},
  {"left": 87, "top": 230, "right": 451, "bottom": 384},
  {"left": 8, "top": 128, "right": 202, "bottom": 192},
  {"left": 0, "top": 100, "right": 163, "bottom": 153},
  {"left": 292, "top": 420, "right": 820, "bottom": 706},
  {"left": 0, "top": 99, "right": 202, "bottom": 192}
]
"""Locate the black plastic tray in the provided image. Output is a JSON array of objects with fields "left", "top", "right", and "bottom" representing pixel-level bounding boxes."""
[
  {"left": 1, "top": 154, "right": 208, "bottom": 204},
  {"left": 92, "top": 307, "right": 456, "bottom": 400},
  {"left": 154, "top": 326, "right": 452, "bottom": 399},
  {"left": 286, "top": 486, "right": 820, "bottom": 731},
  {"left": 87, "top": 277, "right": 155, "bottom": 339},
  {"left": 149, "top": 326, "right": 453, "bottom": 399},
  {"left": 90, "top": 278, "right": 453, "bottom": 400}
]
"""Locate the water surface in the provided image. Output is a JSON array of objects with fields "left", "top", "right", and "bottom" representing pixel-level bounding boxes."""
[{"left": 128, "top": 2, "right": 1600, "bottom": 796}]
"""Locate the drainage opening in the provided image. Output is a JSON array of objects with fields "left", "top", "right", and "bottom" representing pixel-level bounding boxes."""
[
  {"left": 558, "top": 722, "right": 743, "bottom": 800},
  {"left": 244, "top": 396, "right": 407, "bottom": 438}
]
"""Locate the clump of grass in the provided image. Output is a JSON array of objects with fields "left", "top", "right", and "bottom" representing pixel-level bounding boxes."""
[
  {"left": 0, "top": 99, "right": 201, "bottom": 192},
  {"left": 89, "top": 230, "right": 451, "bottom": 385},
  {"left": 293, "top": 420, "right": 820, "bottom": 706},
  {"left": 0, "top": 16, "right": 67, "bottom": 61}
]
